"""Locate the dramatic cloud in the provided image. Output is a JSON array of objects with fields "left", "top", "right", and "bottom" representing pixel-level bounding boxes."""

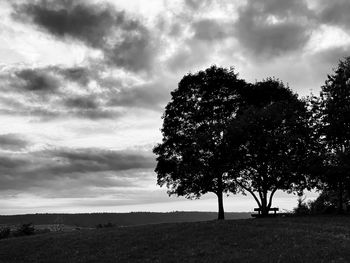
[
  {"left": 64, "top": 96, "right": 99, "bottom": 110},
  {"left": 13, "top": 0, "right": 158, "bottom": 73},
  {"left": 0, "top": 134, "right": 30, "bottom": 151},
  {"left": 192, "top": 19, "right": 231, "bottom": 41},
  {"left": 0, "top": 66, "right": 112, "bottom": 120},
  {"left": 58, "top": 67, "right": 91, "bottom": 86},
  {"left": 166, "top": 38, "right": 214, "bottom": 71},
  {"left": 184, "top": 0, "right": 213, "bottom": 11},
  {"left": 108, "top": 80, "right": 172, "bottom": 110},
  {"left": 0, "top": 147, "right": 155, "bottom": 196},
  {"left": 0, "top": 64, "right": 170, "bottom": 121},
  {"left": 14, "top": 68, "right": 60, "bottom": 93},
  {"left": 234, "top": 0, "right": 315, "bottom": 58},
  {"left": 318, "top": 0, "right": 350, "bottom": 30},
  {"left": 49, "top": 148, "right": 155, "bottom": 172}
]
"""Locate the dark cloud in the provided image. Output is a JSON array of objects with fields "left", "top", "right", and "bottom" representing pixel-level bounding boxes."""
[
  {"left": 58, "top": 66, "right": 91, "bottom": 86},
  {"left": 312, "top": 46, "right": 350, "bottom": 68},
  {"left": 108, "top": 81, "right": 171, "bottom": 110},
  {"left": 14, "top": 1, "right": 115, "bottom": 47},
  {"left": 71, "top": 108, "right": 120, "bottom": 120},
  {"left": 104, "top": 31, "right": 155, "bottom": 73},
  {"left": 184, "top": 0, "right": 213, "bottom": 10},
  {"left": 192, "top": 19, "right": 231, "bottom": 41},
  {"left": 49, "top": 148, "right": 155, "bottom": 172},
  {"left": 234, "top": 0, "right": 315, "bottom": 58},
  {"left": 0, "top": 66, "right": 121, "bottom": 120},
  {"left": 0, "top": 134, "right": 30, "bottom": 151},
  {"left": 0, "top": 154, "right": 31, "bottom": 170},
  {"left": 166, "top": 39, "right": 211, "bottom": 71},
  {"left": 13, "top": 1, "right": 157, "bottom": 73},
  {"left": 0, "top": 147, "right": 155, "bottom": 196},
  {"left": 318, "top": 1, "right": 350, "bottom": 30},
  {"left": 307, "top": 45, "right": 350, "bottom": 86},
  {"left": 64, "top": 96, "right": 99, "bottom": 109},
  {"left": 0, "top": 63, "right": 170, "bottom": 121},
  {"left": 14, "top": 68, "right": 60, "bottom": 92}
]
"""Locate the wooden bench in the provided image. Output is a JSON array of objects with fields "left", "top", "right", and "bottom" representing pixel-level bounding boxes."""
[{"left": 251, "top": 207, "right": 279, "bottom": 217}]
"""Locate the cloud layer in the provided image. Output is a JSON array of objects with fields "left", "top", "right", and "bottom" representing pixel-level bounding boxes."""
[
  {"left": 234, "top": 0, "right": 316, "bottom": 58},
  {"left": 0, "top": 147, "right": 155, "bottom": 197},
  {"left": 14, "top": 0, "right": 158, "bottom": 73}
]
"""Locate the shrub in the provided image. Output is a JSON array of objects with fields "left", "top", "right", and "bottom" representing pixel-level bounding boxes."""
[
  {"left": 96, "top": 222, "right": 115, "bottom": 228},
  {"left": 35, "top": 228, "right": 51, "bottom": 235},
  {"left": 0, "top": 227, "right": 10, "bottom": 239},
  {"left": 14, "top": 223, "right": 35, "bottom": 237},
  {"left": 293, "top": 196, "right": 311, "bottom": 215},
  {"left": 308, "top": 190, "right": 348, "bottom": 214}
]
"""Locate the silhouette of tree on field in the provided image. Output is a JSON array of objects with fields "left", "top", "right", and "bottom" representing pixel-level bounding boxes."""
[
  {"left": 153, "top": 66, "right": 246, "bottom": 220},
  {"left": 227, "top": 79, "right": 313, "bottom": 216},
  {"left": 311, "top": 57, "right": 350, "bottom": 213}
]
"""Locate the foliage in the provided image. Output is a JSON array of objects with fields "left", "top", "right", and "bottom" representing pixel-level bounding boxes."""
[
  {"left": 312, "top": 56, "right": 350, "bottom": 213},
  {"left": 0, "top": 226, "right": 11, "bottom": 239},
  {"left": 293, "top": 196, "right": 311, "bottom": 215},
  {"left": 228, "top": 79, "right": 314, "bottom": 215},
  {"left": 319, "top": 57, "right": 350, "bottom": 147},
  {"left": 13, "top": 223, "right": 35, "bottom": 237},
  {"left": 309, "top": 190, "right": 350, "bottom": 214},
  {"left": 96, "top": 222, "right": 115, "bottom": 228},
  {"left": 154, "top": 66, "right": 246, "bottom": 219}
]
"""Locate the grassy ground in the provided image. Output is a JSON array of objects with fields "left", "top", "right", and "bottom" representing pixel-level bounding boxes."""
[
  {"left": 0, "top": 216, "right": 349, "bottom": 263},
  {"left": 0, "top": 212, "right": 250, "bottom": 227}
]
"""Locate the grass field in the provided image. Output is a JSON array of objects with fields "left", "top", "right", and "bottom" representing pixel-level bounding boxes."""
[
  {"left": 0, "top": 212, "right": 251, "bottom": 227},
  {"left": 0, "top": 216, "right": 349, "bottom": 263}
]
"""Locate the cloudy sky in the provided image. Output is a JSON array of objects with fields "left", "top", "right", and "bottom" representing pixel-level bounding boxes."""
[{"left": 0, "top": 0, "right": 349, "bottom": 215}]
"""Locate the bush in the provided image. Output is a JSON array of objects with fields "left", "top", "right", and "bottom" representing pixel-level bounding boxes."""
[
  {"left": 96, "top": 222, "right": 115, "bottom": 228},
  {"left": 0, "top": 227, "right": 10, "bottom": 239},
  {"left": 293, "top": 196, "right": 311, "bottom": 215},
  {"left": 35, "top": 228, "right": 51, "bottom": 235},
  {"left": 14, "top": 223, "right": 35, "bottom": 237},
  {"left": 307, "top": 190, "right": 349, "bottom": 214}
]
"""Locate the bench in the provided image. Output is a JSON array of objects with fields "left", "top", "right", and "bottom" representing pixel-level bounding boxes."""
[{"left": 251, "top": 207, "right": 279, "bottom": 217}]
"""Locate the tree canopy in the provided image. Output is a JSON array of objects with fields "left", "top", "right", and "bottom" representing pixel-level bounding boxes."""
[
  {"left": 227, "top": 79, "right": 313, "bottom": 215},
  {"left": 153, "top": 66, "right": 246, "bottom": 220},
  {"left": 311, "top": 57, "right": 350, "bottom": 213}
]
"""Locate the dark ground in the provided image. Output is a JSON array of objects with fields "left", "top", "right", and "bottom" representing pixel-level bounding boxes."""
[
  {"left": 0, "top": 212, "right": 250, "bottom": 227},
  {"left": 0, "top": 215, "right": 349, "bottom": 263}
]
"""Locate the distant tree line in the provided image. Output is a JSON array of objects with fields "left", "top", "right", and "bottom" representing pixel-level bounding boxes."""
[{"left": 154, "top": 57, "right": 350, "bottom": 219}]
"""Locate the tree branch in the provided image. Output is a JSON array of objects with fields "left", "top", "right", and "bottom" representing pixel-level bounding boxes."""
[
  {"left": 267, "top": 188, "right": 278, "bottom": 208},
  {"left": 234, "top": 180, "right": 261, "bottom": 208}
]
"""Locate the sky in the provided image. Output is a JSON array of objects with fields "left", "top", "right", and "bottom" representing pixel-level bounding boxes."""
[{"left": 0, "top": 0, "right": 349, "bottom": 215}]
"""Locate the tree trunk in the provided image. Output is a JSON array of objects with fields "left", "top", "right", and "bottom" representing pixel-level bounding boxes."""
[
  {"left": 217, "top": 191, "right": 225, "bottom": 220},
  {"left": 260, "top": 192, "right": 268, "bottom": 217},
  {"left": 338, "top": 180, "right": 344, "bottom": 214},
  {"left": 217, "top": 175, "right": 225, "bottom": 220},
  {"left": 259, "top": 190, "right": 277, "bottom": 217}
]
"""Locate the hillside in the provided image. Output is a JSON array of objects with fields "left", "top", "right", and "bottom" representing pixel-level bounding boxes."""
[
  {"left": 0, "top": 212, "right": 250, "bottom": 227},
  {"left": 0, "top": 216, "right": 350, "bottom": 262}
]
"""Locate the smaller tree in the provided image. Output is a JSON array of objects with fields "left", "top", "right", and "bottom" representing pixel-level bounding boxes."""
[
  {"left": 313, "top": 57, "right": 350, "bottom": 213},
  {"left": 227, "top": 79, "right": 313, "bottom": 216}
]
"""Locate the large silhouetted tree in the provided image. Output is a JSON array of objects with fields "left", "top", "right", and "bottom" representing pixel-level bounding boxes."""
[
  {"left": 313, "top": 57, "right": 350, "bottom": 213},
  {"left": 227, "top": 79, "right": 313, "bottom": 216},
  {"left": 153, "top": 66, "right": 246, "bottom": 220}
]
